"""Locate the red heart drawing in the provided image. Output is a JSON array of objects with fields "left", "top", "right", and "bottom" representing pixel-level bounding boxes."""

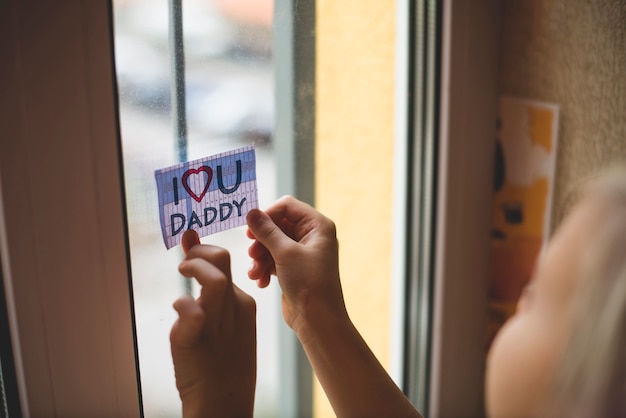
[{"left": 182, "top": 166, "right": 213, "bottom": 202}]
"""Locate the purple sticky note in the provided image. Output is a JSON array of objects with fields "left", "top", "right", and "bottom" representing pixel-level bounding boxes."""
[{"left": 154, "top": 146, "right": 259, "bottom": 249}]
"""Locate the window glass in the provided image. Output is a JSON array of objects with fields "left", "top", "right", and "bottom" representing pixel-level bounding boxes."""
[{"left": 113, "top": 1, "right": 278, "bottom": 416}]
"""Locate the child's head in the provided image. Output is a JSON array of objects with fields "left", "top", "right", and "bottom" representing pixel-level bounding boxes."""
[{"left": 486, "top": 166, "right": 626, "bottom": 417}]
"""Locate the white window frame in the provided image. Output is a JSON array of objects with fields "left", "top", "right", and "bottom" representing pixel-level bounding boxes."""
[
  {"left": 429, "top": 1, "right": 500, "bottom": 416},
  {"left": 273, "top": 0, "right": 316, "bottom": 416},
  {"left": 0, "top": 1, "right": 141, "bottom": 416},
  {"left": 393, "top": 1, "right": 500, "bottom": 417}
]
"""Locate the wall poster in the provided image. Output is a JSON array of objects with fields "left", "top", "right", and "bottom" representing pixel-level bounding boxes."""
[{"left": 487, "top": 97, "right": 560, "bottom": 346}]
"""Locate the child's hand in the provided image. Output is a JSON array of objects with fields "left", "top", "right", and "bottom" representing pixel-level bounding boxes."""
[
  {"left": 247, "top": 198, "right": 423, "bottom": 418},
  {"left": 170, "top": 230, "right": 256, "bottom": 418},
  {"left": 246, "top": 196, "right": 347, "bottom": 342}
]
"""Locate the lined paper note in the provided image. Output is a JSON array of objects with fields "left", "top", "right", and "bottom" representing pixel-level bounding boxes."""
[{"left": 154, "top": 146, "right": 259, "bottom": 249}]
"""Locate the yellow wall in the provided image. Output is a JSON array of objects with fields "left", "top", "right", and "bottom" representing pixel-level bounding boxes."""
[
  {"left": 498, "top": 0, "right": 626, "bottom": 228},
  {"left": 316, "top": 1, "right": 396, "bottom": 416}
]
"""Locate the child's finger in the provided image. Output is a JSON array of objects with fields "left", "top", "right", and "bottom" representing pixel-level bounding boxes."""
[
  {"left": 181, "top": 229, "right": 200, "bottom": 255},
  {"left": 263, "top": 195, "right": 314, "bottom": 226},
  {"left": 171, "top": 295, "right": 205, "bottom": 347},
  {"left": 182, "top": 244, "right": 232, "bottom": 283},
  {"left": 179, "top": 257, "right": 231, "bottom": 318},
  {"left": 248, "top": 239, "right": 271, "bottom": 260},
  {"left": 257, "top": 275, "right": 271, "bottom": 289},
  {"left": 246, "top": 209, "right": 292, "bottom": 258},
  {"left": 248, "top": 252, "right": 275, "bottom": 286}
]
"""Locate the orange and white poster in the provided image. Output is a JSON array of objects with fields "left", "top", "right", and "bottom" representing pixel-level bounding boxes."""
[{"left": 487, "top": 97, "right": 560, "bottom": 346}]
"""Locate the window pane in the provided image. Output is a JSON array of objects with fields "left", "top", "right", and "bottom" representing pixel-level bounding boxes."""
[{"left": 113, "top": 1, "right": 278, "bottom": 416}]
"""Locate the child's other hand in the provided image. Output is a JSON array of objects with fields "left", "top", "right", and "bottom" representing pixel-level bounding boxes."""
[
  {"left": 246, "top": 196, "right": 346, "bottom": 341},
  {"left": 170, "top": 230, "right": 256, "bottom": 418}
]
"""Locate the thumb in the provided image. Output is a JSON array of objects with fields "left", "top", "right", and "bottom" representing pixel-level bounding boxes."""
[
  {"left": 246, "top": 209, "right": 290, "bottom": 254},
  {"left": 181, "top": 229, "right": 200, "bottom": 255}
]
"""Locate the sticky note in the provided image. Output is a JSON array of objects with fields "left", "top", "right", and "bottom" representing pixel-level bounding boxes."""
[{"left": 154, "top": 146, "right": 259, "bottom": 249}]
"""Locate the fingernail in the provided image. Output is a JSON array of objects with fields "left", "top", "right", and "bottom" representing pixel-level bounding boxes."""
[
  {"left": 247, "top": 209, "right": 262, "bottom": 226},
  {"left": 181, "top": 229, "right": 200, "bottom": 254}
]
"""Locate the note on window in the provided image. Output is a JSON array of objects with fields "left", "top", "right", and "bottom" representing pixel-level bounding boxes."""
[{"left": 154, "top": 146, "right": 259, "bottom": 249}]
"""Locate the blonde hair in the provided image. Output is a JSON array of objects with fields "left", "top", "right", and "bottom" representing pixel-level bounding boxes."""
[{"left": 546, "top": 166, "right": 626, "bottom": 417}]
